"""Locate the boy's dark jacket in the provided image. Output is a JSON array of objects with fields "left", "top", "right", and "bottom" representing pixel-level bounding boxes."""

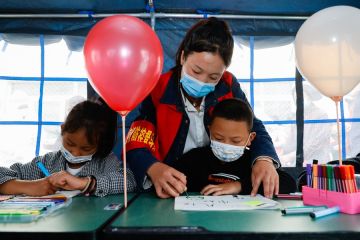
[
  {"left": 171, "top": 146, "right": 253, "bottom": 194},
  {"left": 126, "top": 70, "right": 279, "bottom": 186}
]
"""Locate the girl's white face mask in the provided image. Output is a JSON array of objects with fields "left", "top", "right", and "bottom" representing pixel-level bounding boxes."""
[
  {"left": 210, "top": 134, "right": 251, "bottom": 162},
  {"left": 60, "top": 144, "right": 93, "bottom": 164}
]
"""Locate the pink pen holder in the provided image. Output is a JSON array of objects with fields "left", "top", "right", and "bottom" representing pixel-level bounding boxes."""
[{"left": 302, "top": 186, "right": 360, "bottom": 214}]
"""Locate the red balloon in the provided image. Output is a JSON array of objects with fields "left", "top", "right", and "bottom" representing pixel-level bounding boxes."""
[{"left": 84, "top": 15, "right": 163, "bottom": 115}]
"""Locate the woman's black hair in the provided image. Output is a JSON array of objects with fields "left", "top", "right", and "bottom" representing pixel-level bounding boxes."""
[
  {"left": 175, "top": 17, "right": 234, "bottom": 69},
  {"left": 210, "top": 98, "right": 254, "bottom": 130},
  {"left": 61, "top": 99, "right": 117, "bottom": 159}
]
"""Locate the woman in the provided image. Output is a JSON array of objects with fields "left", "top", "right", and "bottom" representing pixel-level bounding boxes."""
[{"left": 126, "top": 17, "right": 280, "bottom": 198}]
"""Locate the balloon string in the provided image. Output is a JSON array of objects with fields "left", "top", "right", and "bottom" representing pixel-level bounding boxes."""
[
  {"left": 335, "top": 100, "right": 342, "bottom": 165},
  {"left": 121, "top": 115, "right": 128, "bottom": 208}
]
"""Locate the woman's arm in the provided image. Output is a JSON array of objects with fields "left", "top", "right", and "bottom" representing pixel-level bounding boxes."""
[
  {"left": 230, "top": 74, "right": 280, "bottom": 198},
  {"left": 126, "top": 87, "right": 187, "bottom": 198},
  {"left": 126, "top": 95, "right": 160, "bottom": 186}
]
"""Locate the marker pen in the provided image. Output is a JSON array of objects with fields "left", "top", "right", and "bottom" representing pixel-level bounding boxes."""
[
  {"left": 340, "top": 166, "right": 347, "bottom": 193},
  {"left": 322, "top": 165, "right": 327, "bottom": 190},
  {"left": 290, "top": 192, "right": 303, "bottom": 196},
  {"left": 281, "top": 206, "right": 327, "bottom": 215},
  {"left": 36, "top": 160, "right": 50, "bottom": 177},
  {"left": 306, "top": 164, "right": 312, "bottom": 187},
  {"left": 312, "top": 163, "right": 318, "bottom": 189},
  {"left": 355, "top": 174, "right": 360, "bottom": 191},
  {"left": 349, "top": 166, "right": 357, "bottom": 192},
  {"left": 326, "top": 165, "right": 334, "bottom": 191},
  {"left": 310, "top": 206, "right": 340, "bottom": 219},
  {"left": 333, "top": 166, "right": 340, "bottom": 192},
  {"left": 318, "top": 165, "right": 322, "bottom": 189},
  {"left": 274, "top": 194, "right": 302, "bottom": 200},
  {"left": 344, "top": 165, "right": 353, "bottom": 193}
]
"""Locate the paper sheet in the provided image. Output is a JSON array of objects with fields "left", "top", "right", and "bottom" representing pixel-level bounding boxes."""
[
  {"left": 174, "top": 194, "right": 280, "bottom": 211},
  {"left": 0, "top": 195, "right": 14, "bottom": 202}
]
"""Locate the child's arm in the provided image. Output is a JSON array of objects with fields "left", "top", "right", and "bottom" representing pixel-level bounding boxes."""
[
  {"left": 200, "top": 181, "right": 242, "bottom": 196},
  {"left": 0, "top": 178, "right": 57, "bottom": 196},
  {"left": 91, "top": 153, "right": 137, "bottom": 197},
  {"left": 0, "top": 152, "right": 59, "bottom": 195},
  {"left": 0, "top": 160, "right": 43, "bottom": 183}
]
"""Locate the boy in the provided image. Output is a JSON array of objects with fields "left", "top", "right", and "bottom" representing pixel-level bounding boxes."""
[{"left": 172, "top": 98, "right": 296, "bottom": 196}]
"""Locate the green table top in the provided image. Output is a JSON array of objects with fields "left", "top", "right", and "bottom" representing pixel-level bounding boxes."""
[
  {"left": 106, "top": 193, "right": 360, "bottom": 239},
  {"left": 0, "top": 193, "right": 135, "bottom": 240}
]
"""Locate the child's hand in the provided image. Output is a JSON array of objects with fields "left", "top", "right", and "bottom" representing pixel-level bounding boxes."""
[
  {"left": 22, "top": 178, "right": 58, "bottom": 196},
  {"left": 48, "top": 171, "right": 89, "bottom": 191},
  {"left": 200, "top": 181, "right": 242, "bottom": 196}
]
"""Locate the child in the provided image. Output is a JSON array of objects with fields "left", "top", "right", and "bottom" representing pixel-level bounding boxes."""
[
  {"left": 172, "top": 98, "right": 296, "bottom": 196},
  {"left": 0, "top": 99, "right": 136, "bottom": 197}
]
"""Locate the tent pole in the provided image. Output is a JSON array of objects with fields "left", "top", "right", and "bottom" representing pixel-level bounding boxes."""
[
  {"left": 0, "top": 13, "right": 308, "bottom": 20},
  {"left": 148, "top": 0, "right": 156, "bottom": 30}
]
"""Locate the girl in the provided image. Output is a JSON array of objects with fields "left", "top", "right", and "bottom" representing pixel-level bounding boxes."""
[{"left": 0, "top": 100, "right": 136, "bottom": 197}]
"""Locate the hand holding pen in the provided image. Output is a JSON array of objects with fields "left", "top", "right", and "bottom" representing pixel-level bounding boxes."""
[{"left": 48, "top": 170, "right": 91, "bottom": 191}]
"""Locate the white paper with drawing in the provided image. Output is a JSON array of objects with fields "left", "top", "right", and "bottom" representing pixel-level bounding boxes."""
[{"left": 174, "top": 195, "right": 280, "bottom": 211}]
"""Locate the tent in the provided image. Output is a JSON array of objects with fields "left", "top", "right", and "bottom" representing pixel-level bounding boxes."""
[
  {"left": 1, "top": 0, "right": 360, "bottom": 178},
  {"left": 1, "top": 1, "right": 360, "bottom": 35}
]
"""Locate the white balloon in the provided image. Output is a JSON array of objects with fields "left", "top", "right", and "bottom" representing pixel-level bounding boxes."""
[{"left": 295, "top": 6, "right": 360, "bottom": 97}]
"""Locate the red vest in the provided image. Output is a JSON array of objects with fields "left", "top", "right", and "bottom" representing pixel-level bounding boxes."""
[{"left": 126, "top": 71, "right": 235, "bottom": 161}]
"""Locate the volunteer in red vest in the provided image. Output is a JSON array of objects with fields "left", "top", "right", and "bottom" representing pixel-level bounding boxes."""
[{"left": 126, "top": 17, "right": 280, "bottom": 198}]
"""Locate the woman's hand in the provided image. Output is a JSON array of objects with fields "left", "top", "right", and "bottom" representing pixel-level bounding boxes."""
[
  {"left": 251, "top": 159, "right": 279, "bottom": 198},
  {"left": 48, "top": 171, "right": 88, "bottom": 191},
  {"left": 201, "top": 182, "right": 241, "bottom": 196},
  {"left": 147, "top": 162, "right": 187, "bottom": 198}
]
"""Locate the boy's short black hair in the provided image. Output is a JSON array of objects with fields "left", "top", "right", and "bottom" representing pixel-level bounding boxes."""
[
  {"left": 61, "top": 99, "right": 117, "bottom": 159},
  {"left": 210, "top": 98, "right": 254, "bottom": 130}
]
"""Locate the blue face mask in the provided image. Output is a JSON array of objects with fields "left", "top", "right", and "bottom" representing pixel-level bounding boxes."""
[
  {"left": 180, "top": 70, "right": 216, "bottom": 98},
  {"left": 210, "top": 134, "right": 251, "bottom": 162},
  {"left": 61, "top": 144, "right": 94, "bottom": 164}
]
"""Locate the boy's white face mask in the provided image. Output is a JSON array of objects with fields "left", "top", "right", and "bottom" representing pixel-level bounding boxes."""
[
  {"left": 210, "top": 134, "right": 251, "bottom": 162},
  {"left": 60, "top": 144, "right": 93, "bottom": 164}
]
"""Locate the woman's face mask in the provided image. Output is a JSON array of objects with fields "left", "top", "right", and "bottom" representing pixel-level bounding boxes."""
[
  {"left": 180, "top": 70, "right": 216, "bottom": 98},
  {"left": 61, "top": 144, "right": 93, "bottom": 164},
  {"left": 210, "top": 134, "right": 251, "bottom": 162}
]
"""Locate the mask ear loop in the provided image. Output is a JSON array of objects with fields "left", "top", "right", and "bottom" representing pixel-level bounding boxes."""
[{"left": 244, "top": 133, "right": 252, "bottom": 150}]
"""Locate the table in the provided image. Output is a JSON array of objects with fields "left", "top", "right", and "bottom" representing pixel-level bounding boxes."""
[
  {"left": 103, "top": 193, "right": 360, "bottom": 240},
  {"left": 0, "top": 193, "right": 135, "bottom": 240}
]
